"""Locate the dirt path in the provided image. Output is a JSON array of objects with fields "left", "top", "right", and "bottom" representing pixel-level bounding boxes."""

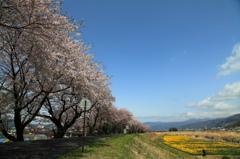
[{"left": 0, "top": 135, "right": 113, "bottom": 159}]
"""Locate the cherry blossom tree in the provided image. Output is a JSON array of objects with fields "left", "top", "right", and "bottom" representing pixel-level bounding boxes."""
[
  {"left": 86, "top": 87, "right": 115, "bottom": 135},
  {"left": 0, "top": 0, "right": 84, "bottom": 141},
  {"left": 110, "top": 108, "right": 133, "bottom": 133},
  {"left": 86, "top": 105, "right": 150, "bottom": 135},
  {"left": 38, "top": 41, "right": 115, "bottom": 138},
  {"left": 128, "top": 119, "right": 150, "bottom": 133},
  {"left": 0, "top": 0, "right": 149, "bottom": 141}
]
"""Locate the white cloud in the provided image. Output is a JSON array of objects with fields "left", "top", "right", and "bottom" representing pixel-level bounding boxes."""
[
  {"left": 136, "top": 109, "right": 240, "bottom": 122},
  {"left": 186, "top": 81, "right": 240, "bottom": 112},
  {"left": 186, "top": 97, "right": 214, "bottom": 110},
  {"left": 182, "top": 111, "right": 240, "bottom": 120},
  {"left": 186, "top": 81, "right": 240, "bottom": 110},
  {"left": 212, "top": 81, "right": 240, "bottom": 101},
  {"left": 213, "top": 102, "right": 238, "bottom": 110},
  {"left": 187, "top": 100, "right": 238, "bottom": 111},
  {"left": 137, "top": 82, "right": 240, "bottom": 123},
  {"left": 217, "top": 42, "right": 240, "bottom": 77}
]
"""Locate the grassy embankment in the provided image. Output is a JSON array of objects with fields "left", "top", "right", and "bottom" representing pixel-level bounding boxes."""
[
  {"left": 58, "top": 132, "right": 240, "bottom": 159},
  {"left": 59, "top": 133, "right": 189, "bottom": 159}
]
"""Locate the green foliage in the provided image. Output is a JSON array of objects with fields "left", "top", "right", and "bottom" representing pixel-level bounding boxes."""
[
  {"left": 169, "top": 127, "right": 178, "bottom": 131},
  {"left": 222, "top": 155, "right": 231, "bottom": 159}
]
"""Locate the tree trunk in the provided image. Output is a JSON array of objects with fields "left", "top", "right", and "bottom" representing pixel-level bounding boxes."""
[
  {"left": 54, "top": 128, "right": 66, "bottom": 138},
  {"left": 52, "top": 121, "right": 66, "bottom": 138},
  {"left": 88, "top": 114, "right": 99, "bottom": 135},
  {"left": 16, "top": 127, "right": 24, "bottom": 141},
  {"left": 14, "top": 109, "right": 24, "bottom": 141}
]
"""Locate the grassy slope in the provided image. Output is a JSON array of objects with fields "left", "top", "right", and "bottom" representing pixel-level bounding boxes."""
[{"left": 58, "top": 133, "right": 240, "bottom": 159}]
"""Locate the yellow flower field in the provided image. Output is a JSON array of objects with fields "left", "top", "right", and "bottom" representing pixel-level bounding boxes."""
[{"left": 163, "top": 135, "right": 240, "bottom": 155}]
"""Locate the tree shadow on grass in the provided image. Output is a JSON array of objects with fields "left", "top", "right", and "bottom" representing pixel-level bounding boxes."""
[
  {"left": 87, "top": 140, "right": 110, "bottom": 148},
  {"left": 60, "top": 140, "right": 111, "bottom": 158}
]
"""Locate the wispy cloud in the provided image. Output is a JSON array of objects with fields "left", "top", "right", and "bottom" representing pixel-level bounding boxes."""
[
  {"left": 183, "top": 50, "right": 187, "bottom": 55},
  {"left": 186, "top": 81, "right": 240, "bottom": 112},
  {"left": 179, "top": 43, "right": 240, "bottom": 122},
  {"left": 171, "top": 111, "right": 240, "bottom": 121},
  {"left": 217, "top": 42, "right": 240, "bottom": 78},
  {"left": 138, "top": 82, "right": 240, "bottom": 122},
  {"left": 170, "top": 56, "right": 176, "bottom": 62},
  {"left": 136, "top": 111, "right": 240, "bottom": 123},
  {"left": 176, "top": 111, "right": 240, "bottom": 120},
  {"left": 212, "top": 81, "right": 240, "bottom": 101},
  {"left": 139, "top": 44, "right": 240, "bottom": 123}
]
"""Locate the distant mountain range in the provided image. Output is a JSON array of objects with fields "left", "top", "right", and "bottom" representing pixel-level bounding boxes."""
[
  {"left": 180, "top": 114, "right": 240, "bottom": 130},
  {"left": 143, "top": 114, "right": 240, "bottom": 131}
]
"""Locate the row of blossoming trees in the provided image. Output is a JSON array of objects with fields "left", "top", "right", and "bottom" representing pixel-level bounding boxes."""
[{"left": 0, "top": 0, "right": 150, "bottom": 141}]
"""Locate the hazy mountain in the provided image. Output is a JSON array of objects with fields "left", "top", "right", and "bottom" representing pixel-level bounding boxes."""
[
  {"left": 180, "top": 114, "right": 240, "bottom": 130},
  {"left": 143, "top": 118, "right": 211, "bottom": 131},
  {"left": 224, "top": 120, "right": 240, "bottom": 128},
  {"left": 144, "top": 114, "right": 240, "bottom": 131}
]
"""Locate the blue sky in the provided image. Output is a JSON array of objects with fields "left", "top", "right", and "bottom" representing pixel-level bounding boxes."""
[{"left": 62, "top": 0, "right": 240, "bottom": 122}]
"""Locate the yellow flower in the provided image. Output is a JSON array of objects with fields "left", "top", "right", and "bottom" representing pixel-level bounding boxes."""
[{"left": 163, "top": 135, "right": 240, "bottom": 155}]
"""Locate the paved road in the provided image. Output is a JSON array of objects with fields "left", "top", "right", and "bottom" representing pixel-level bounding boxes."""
[{"left": 0, "top": 135, "right": 113, "bottom": 159}]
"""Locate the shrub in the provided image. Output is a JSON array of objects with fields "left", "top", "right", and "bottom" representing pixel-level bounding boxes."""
[
  {"left": 169, "top": 128, "right": 178, "bottom": 132},
  {"left": 222, "top": 155, "right": 231, "bottom": 159}
]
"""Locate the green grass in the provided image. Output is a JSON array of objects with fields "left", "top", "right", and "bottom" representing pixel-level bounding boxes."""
[
  {"left": 58, "top": 134, "right": 193, "bottom": 159},
  {"left": 58, "top": 133, "right": 240, "bottom": 159},
  {"left": 58, "top": 134, "right": 135, "bottom": 159}
]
